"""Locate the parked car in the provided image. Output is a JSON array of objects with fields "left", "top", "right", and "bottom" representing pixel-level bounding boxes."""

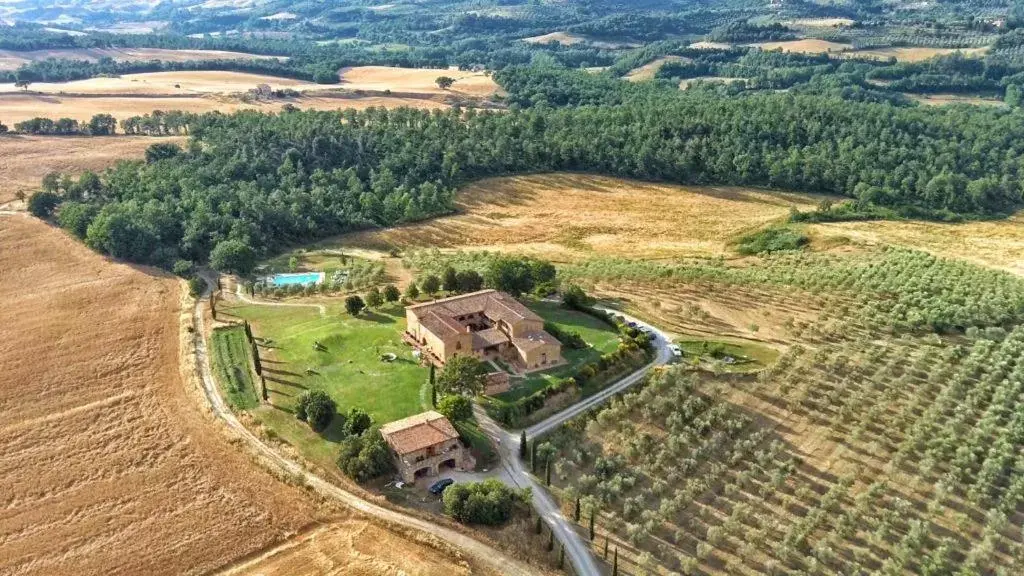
[
  {"left": 428, "top": 478, "right": 454, "bottom": 495},
  {"left": 669, "top": 344, "right": 682, "bottom": 358}
]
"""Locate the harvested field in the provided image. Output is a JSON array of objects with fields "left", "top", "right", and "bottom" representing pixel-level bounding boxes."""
[
  {"left": 0, "top": 93, "right": 446, "bottom": 125},
  {"left": 0, "top": 215, "right": 320, "bottom": 576},
  {"left": 783, "top": 17, "right": 856, "bottom": 27},
  {"left": 624, "top": 55, "right": 689, "bottom": 81},
  {"left": 521, "top": 31, "right": 637, "bottom": 49},
  {"left": 907, "top": 92, "right": 1005, "bottom": 106},
  {"left": 0, "top": 70, "right": 329, "bottom": 95},
  {"left": 747, "top": 38, "right": 852, "bottom": 53},
  {"left": 222, "top": 521, "right": 479, "bottom": 576},
  {"left": 0, "top": 135, "right": 182, "bottom": 204},
  {"left": 339, "top": 174, "right": 823, "bottom": 261},
  {"left": 337, "top": 66, "right": 499, "bottom": 97},
  {"left": 689, "top": 41, "right": 733, "bottom": 50},
  {"left": 811, "top": 213, "right": 1024, "bottom": 277},
  {"left": 846, "top": 46, "right": 987, "bottom": 62},
  {"left": 0, "top": 47, "right": 282, "bottom": 71}
]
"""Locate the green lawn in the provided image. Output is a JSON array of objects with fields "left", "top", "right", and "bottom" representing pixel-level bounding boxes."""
[
  {"left": 210, "top": 325, "right": 259, "bottom": 410},
  {"left": 495, "top": 300, "right": 622, "bottom": 402},
  {"left": 224, "top": 302, "right": 428, "bottom": 426},
  {"left": 676, "top": 337, "right": 780, "bottom": 373}
]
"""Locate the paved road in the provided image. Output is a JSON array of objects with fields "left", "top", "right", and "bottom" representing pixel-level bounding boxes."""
[
  {"left": 473, "top": 309, "right": 674, "bottom": 576},
  {"left": 192, "top": 274, "right": 537, "bottom": 576}
]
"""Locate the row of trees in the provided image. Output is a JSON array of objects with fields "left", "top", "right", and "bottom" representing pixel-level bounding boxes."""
[{"left": 9, "top": 114, "right": 117, "bottom": 136}]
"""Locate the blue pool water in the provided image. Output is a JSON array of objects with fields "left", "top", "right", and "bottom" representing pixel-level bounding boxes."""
[{"left": 269, "top": 272, "right": 324, "bottom": 286}]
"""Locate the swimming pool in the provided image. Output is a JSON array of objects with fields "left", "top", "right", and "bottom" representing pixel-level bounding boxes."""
[{"left": 268, "top": 272, "right": 324, "bottom": 286}]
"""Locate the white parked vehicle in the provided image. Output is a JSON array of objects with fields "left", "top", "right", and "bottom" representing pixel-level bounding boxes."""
[{"left": 668, "top": 344, "right": 682, "bottom": 358}]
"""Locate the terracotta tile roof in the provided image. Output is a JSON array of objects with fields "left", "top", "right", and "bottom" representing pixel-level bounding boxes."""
[
  {"left": 419, "top": 310, "right": 464, "bottom": 338},
  {"left": 407, "top": 289, "right": 542, "bottom": 328},
  {"left": 513, "top": 331, "right": 561, "bottom": 353},
  {"left": 379, "top": 411, "right": 460, "bottom": 456},
  {"left": 472, "top": 327, "right": 509, "bottom": 350}
]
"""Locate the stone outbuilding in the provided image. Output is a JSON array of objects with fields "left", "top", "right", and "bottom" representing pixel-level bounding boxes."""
[{"left": 379, "top": 411, "right": 475, "bottom": 483}]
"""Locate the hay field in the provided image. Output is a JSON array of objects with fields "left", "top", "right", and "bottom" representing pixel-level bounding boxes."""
[
  {"left": 689, "top": 41, "right": 733, "bottom": 50},
  {"left": 340, "top": 174, "right": 822, "bottom": 261},
  {"left": 0, "top": 135, "right": 183, "bottom": 204},
  {"left": 223, "top": 521, "right": 478, "bottom": 576},
  {"left": 624, "top": 55, "right": 689, "bottom": 82},
  {"left": 0, "top": 70, "right": 327, "bottom": 95},
  {"left": 846, "top": 46, "right": 987, "bottom": 62},
  {"left": 783, "top": 17, "right": 856, "bottom": 27},
  {"left": 337, "top": 66, "right": 500, "bottom": 97},
  {"left": 748, "top": 38, "right": 852, "bottom": 53},
  {"left": 0, "top": 47, "right": 282, "bottom": 71},
  {"left": 907, "top": 93, "right": 1005, "bottom": 106},
  {"left": 0, "top": 215, "right": 320, "bottom": 576},
  {"left": 811, "top": 214, "right": 1024, "bottom": 277},
  {"left": 0, "top": 93, "right": 446, "bottom": 124},
  {"left": 521, "top": 31, "right": 637, "bottom": 49}
]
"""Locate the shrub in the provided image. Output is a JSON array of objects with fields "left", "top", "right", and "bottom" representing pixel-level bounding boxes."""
[
  {"left": 345, "top": 294, "right": 365, "bottom": 315},
  {"left": 544, "top": 321, "right": 587, "bottom": 349},
  {"left": 295, "top": 389, "right": 336, "bottom": 432},
  {"left": 365, "top": 286, "right": 383, "bottom": 307},
  {"left": 383, "top": 284, "right": 400, "bottom": 302},
  {"left": 56, "top": 201, "right": 98, "bottom": 238},
  {"left": 736, "top": 226, "right": 809, "bottom": 255},
  {"left": 345, "top": 407, "right": 372, "bottom": 436},
  {"left": 438, "top": 394, "right": 473, "bottom": 422},
  {"left": 437, "top": 355, "right": 488, "bottom": 396},
  {"left": 442, "top": 479, "right": 525, "bottom": 525},
  {"left": 27, "top": 191, "right": 61, "bottom": 218},
  {"left": 337, "top": 428, "right": 394, "bottom": 482}
]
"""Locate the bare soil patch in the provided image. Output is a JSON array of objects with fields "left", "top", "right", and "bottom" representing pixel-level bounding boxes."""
[
  {"left": 337, "top": 66, "right": 499, "bottom": 97},
  {"left": 748, "top": 38, "right": 852, "bottom": 53},
  {"left": 0, "top": 215, "right": 321, "bottom": 576},
  {"left": 0, "top": 135, "right": 183, "bottom": 204},
  {"left": 0, "top": 47, "right": 282, "bottom": 71},
  {"left": 689, "top": 41, "right": 733, "bottom": 50},
  {"left": 907, "top": 92, "right": 1005, "bottom": 106},
  {"left": 340, "top": 174, "right": 823, "bottom": 261}
]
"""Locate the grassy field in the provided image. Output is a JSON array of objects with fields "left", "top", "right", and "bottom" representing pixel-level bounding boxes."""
[
  {"left": 338, "top": 174, "right": 824, "bottom": 262},
  {"left": 495, "top": 299, "right": 622, "bottom": 401},
  {"left": 338, "top": 65, "right": 500, "bottom": 97},
  {"left": 210, "top": 325, "right": 259, "bottom": 410},
  {"left": 748, "top": 39, "right": 852, "bottom": 53},
  {"left": 227, "top": 302, "right": 427, "bottom": 426},
  {"left": 624, "top": 55, "right": 690, "bottom": 82},
  {"left": 675, "top": 336, "right": 780, "bottom": 373}
]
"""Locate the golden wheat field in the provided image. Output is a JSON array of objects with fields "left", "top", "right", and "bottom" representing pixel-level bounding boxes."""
[
  {"left": 0, "top": 47, "right": 281, "bottom": 71},
  {"left": 748, "top": 39, "right": 853, "bottom": 54},
  {"left": 339, "top": 173, "right": 824, "bottom": 261},
  {"left": 811, "top": 215, "right": 1024, "bottom": 277},
  {"left": 0, "top": 92, "right": 446, "bottom": 125},
  {"left": 846, "top": 46, "right": 987, "bottom": 62},
  {"left": 0, "top": 134, "right": 183, "bottom": 204},
  {"left": 624, "top": 55, "right": 690, "bottom": 82},
  {"left": 0, "top": 70, "right": 327, "bottom": 95},
  {"left": 0, "top": 215, "right": 322, "bottom": 575},
  {"left": 337, "top": 65, "right": 500, "bottom": 97}
]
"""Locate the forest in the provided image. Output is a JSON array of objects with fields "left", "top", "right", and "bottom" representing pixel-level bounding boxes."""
[{"left": 30, "top": 65, "right": 1024, "bottom": 270}]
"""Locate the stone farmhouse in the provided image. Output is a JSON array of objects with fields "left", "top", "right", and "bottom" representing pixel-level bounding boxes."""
[
  {"left": 405, "top": 289, "right": 563, "bottom": 373},
  {"left": 379, "top": 411, "right": 474, "bottom": 483}
]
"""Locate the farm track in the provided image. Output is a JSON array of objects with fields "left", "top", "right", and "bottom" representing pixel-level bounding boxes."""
[{"left": 196, "top": 273, "right": 537, "bottom": 576}]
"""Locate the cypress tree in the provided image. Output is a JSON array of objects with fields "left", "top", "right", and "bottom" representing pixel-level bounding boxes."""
[
  {"left": 261, "top": 376, "right": 268, "bottom": 401},
  {"left": 431, "top": 383, "right": 437, "bottom": 407},
  {"left": 603, "top": 536, "right": 608, "bottom": 558},
  {"left": 519, "top": 430, "right": 527, "bottom": 459},
  {"left": 251, "top": 340, "right": 262, "bottom": 375},
  {"left": 612, "top": 548, "right": 618, "bottom": 576},
  {"left": 243, "top": 320, "right": 252, "bottom": 343},
  {"left": 547, "top": 527, "right": 554, "bottom": 552},
  {"left": 558, "top": 544, "right": 564, "bottom": 569},
  {"left": 589, "top": 509, "right": 595, "bottom": 541},
  {"left": 574, "top": 496, "right": 581, "bottom": 522},
  {"left": 545, "top": 456, "right": 552, "bottom": 486},
  {"left": 535, "top": 514, "right": 542, "bottom": 534},
  {"left": 209, "top": 292, "right": 216, "bottom": 319}
]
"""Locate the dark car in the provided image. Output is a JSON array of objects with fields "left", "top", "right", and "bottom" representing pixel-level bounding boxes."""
[{"left": 428, "top": 478, "right": 454, "bottom": 495}]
